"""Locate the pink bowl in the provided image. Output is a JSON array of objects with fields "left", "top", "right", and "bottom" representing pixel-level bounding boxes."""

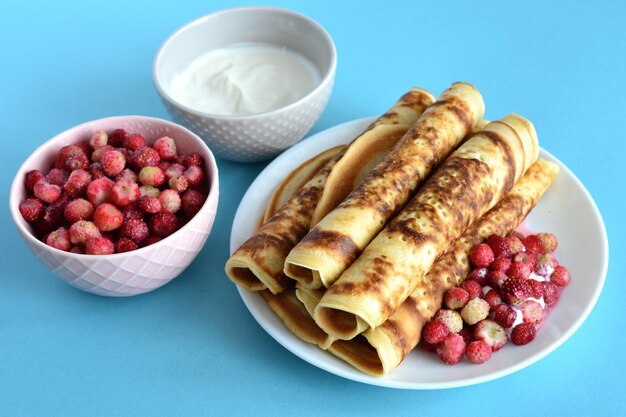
[{"left": 9, "top": 116, "right": 219, "bottom": 296}]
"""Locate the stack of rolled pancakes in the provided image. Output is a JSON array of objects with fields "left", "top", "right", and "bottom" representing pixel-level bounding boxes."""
[{"left": 225, "top": 82, "right": 559, "bottom": 376}]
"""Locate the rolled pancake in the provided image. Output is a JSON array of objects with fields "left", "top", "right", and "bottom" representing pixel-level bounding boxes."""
[
  {"left": 329, "top": 159, "right": 559, "bottom": 376},
  {"left": 295, "top": 287, "right": 336, "bottom": 349},
  {"left": 285, "top": 82, "right": 485, "bottom": 289},
  {"left": 315, "top": 114, "right": 539, "bottom": 339},
  {"left": 226, "top": 87, "right": 435, "bottom": 294}
]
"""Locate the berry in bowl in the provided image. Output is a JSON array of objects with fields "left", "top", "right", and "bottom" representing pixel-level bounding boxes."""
[{"left": 9, "top": 116, "right": 219, "bottom": 296}]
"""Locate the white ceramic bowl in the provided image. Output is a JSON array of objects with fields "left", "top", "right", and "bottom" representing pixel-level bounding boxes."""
[
  {"left": 9, "top": 116, "right": 219, "bottom": 297},
  {"left": 153, "top": 7, "right": 336, "bottom": 162}
]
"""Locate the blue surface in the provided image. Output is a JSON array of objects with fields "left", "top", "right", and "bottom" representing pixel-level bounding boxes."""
[{"left": 2, "top": 0, "right": 624, "bottom": 415}]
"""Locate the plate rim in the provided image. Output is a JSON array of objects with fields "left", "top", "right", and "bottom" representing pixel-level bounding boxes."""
[{"left": 229, "top": 117, "right": 609, "bottom": 389}]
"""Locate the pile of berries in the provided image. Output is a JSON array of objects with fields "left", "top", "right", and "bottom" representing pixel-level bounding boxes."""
[
  {"left": 421, "top": 231, "right": 571, "bottom": 365},
  {"left": 19, "top": 129, "right": 208, "bottom": 255}
]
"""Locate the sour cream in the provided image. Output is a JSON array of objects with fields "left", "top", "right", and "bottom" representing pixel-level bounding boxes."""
[{"left": 169, "top": 43, "right": 321, "bottom": 116}]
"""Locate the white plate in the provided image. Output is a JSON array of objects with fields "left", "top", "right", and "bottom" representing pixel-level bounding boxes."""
[{"left": 229, "top": 117, "right": 608, "bottom": 389}]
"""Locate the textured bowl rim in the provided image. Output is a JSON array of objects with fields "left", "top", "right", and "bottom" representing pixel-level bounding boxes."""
[
  {"left": 9, "top": 115, "right": 220, "bottom": 261},
  {"left": 152, "top": 6, "right": 337, "bottom": 121}
]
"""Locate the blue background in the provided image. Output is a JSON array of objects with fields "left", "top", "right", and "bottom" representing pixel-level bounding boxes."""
[{"left": 2, "top": 1, "right": 624, "bottom": 416}]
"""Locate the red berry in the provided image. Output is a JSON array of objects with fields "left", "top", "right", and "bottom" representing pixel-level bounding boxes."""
[
  {"left": 149, "top": 211, "right": 178, "bottom": 238},
  {"left": 123, "top": 133, "right": 145, "bottom": 151},
  {"left": 460, "top": 280, "right": 482, "bottom": 299},
  {"left": 507, "top": 261, "right": 531, "bottom": 280},
  {"left": 91, "top": 145, "right": 113, "bottom": 163},
  {"left": 421, "top": 340, "right": 438, "bottom": 353},
  {"left": 46, "top": 168, "right": 69, "bottom": 187},
  {"left": 169, "top": 175, "right": 188, "bottom": 193},
  {"left": 39, "top": 196, "right": 68, "bottom": 232},
  {"left": 138, "top": 166, "right": 165, "bottom": 186},
  {"left": 46, "top": 227, "right": 72, "bottom": 251},
  {"left": 138, "top": 195, "right": 161, "bottom": 214},
  {"left": 494, "top": 304, "right": 517, "bottom": 328},
  {"left": 182, "top": 152, "right": 203, "bottom": 168},
  {"left": 158, "top": 189, "right": 181, "bottom": 213},
  {"left": 183, "top": 165, "right": 204, "bottom": 187},
  {"left": 164, "top": 163, "right": 185, "bottom": 181},
  {"left": 528, "top": 279, "right": 545, "bottom": 299},
  {"left": 69, "top": 220, "right": 101, "bottom": 245},
  {"left": 101, "top": 150, "right": 126, "bottom": 177},
  {"left": 487, "top": 270, "right": 508, "bottom": 288},
  {"left": 181, "top": 189, "right": 206, "bottom": 218},
  {"left": 19, "top": 198, "right": 44, "bottom": 222},
  {"left": 90, "top": 130, "right": 108, "bottom": 149},
  {"left": 551, "top": 265, "right": 571, "bottom": 287},
  {"left": 25, "top": 170, "right": 45, "bottom": 191},
  {"left": 63, "top": 169, "right": 92, "bottom": 198},
  {"left": 543, "top": 281, "right": 559, "bottom": 306},
  {"left": 513, "top": 251, "right": 537, "bottom": 270},
  {"left": 505, "top": 235, "right": 525, "bottom": 256},
  {"left": 467, "top": 267, "right": 489, "bottom": 286},
  {"left": 115, "top": 237, "right": 138, "bottom": 253},
  {"left": 422, "top": 320, "right": 450, "bottom": 345},
  {"left": 86, "top": 177, "right": 115, "bottom": 206},
  {"left": 120, "top": 219, "right": 149, "bottom": 244},
  {"left": 64, "top": 198, "right": 94, "bottom": 223},
  {"left": 469, "top": 243, "right": 495, "bottom": 268},
  {"left": 436, "top": 333, "right": 466, "bottom": 365},
  {"left": 486, "top": 234, "right": 510, "bottom": 258},
  {"left": 109, "top": 129, "right": 128, "bottom": 147},
  {"left": 466, "top": 340, "right": 492, "bottom": 364},
  {"left": 458, "top": 326, "right": 474, "bottom": 344},
  {"left": 116, "top": 168, "right": 138, "bottom": 183},
  {"left": 535, "top": 253, "right": 558, "bottom": 276},
  {"left": 507, "top": 230, "right": 525, "bottom": 241},
  {"left": 461, "top": 298, "right": 490, "bottom": 325},
  {"left": 65, "top": 151, "right": 89, "bottom": 171},
  {"left": 121, "top": 204, "right": 144, "bottom": 222},
  {"left": 489, "top": 257, "right": 512, "bottom": 273},
  {"left": 93, "top": 203, "right": 124, "bottom": 231},
  {"left": 444, "top": 287, "right": 470, "bottom": 310},
  {"left": 129, "top": 146, "right": 160, "bottom": 169},
  {"left": 143, "top": 235, "right": 162, "bottom": 246},
  {"left": 522, "top": 235, "right": 544, "bottom": 254},
  {"left": 473, "top": 319, "right": 507, "bottom": 351},
  {"left": 520, "top": 300, "right": 544, "bottom": 325},
  {"left": 536, "top": 232, "right": 558, "bottom": 253},
  {"left": 89, "top": 162, "right": 107, "bottom": 179},
  {"left": 33, "top": 180, "right": 62, "bottom": 204},
  {"left": 56, "top": 145, "right": 84, "bottom": 169},
  {"left": 510, "top": 323, "right": 536, "bottom": 345},
  {"left": 500, "top": 277, "right": 532, "bottom": 305},
  {"left": 85, "top": 236, "right": 115, "bottom": 255},
  {"left": 153, "top": 136, "right": 178, "bottom": 160},
  {"left": 484, "top": 289, "right": 503, "bottom": 311},
  {"left": 110, "top": 179, "right": 140, "bottom": 207}
]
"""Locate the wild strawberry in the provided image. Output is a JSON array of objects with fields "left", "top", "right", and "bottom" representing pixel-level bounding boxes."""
[
  {"left": 69, "top": 220, "right": 101, "bottom": 245},
  {"left": 33, "top": 180, "right": 62, "bottom": 204},
  {"left": 520, "top": 300, "right": 543, "bottom": 325},
  {"left": 110, "top": 179, "right": 140, "bottom": 207},
  {"left": 19, "top": 198, "right": 44, "bottom": 222},
  {"left": 489, "top": 257, "right": 512, "bottom": 273},
  {"left": 56, "top": 145, "right": 83, "bottom": 169},
  {"left": 460, "top": 298, "right": 490, "bottom": 325},
  {"left": 46, "top": 227, "right": 71, "bottom": 251},
  {"left": 25, "top": 170, "right": 45, "bottom": 191},
  {"left": 460, "top": 280, "right": 482, "bottom": 299},
  {"left": 510, "top": 323, "right": 536, "bottom": 345},
  {"left": 500, "top": 277, "right": 531, "bottom": 305},
  {"left": 65, "top": 151, "right": 89, "bottom": 171},
  {"left": 467, "top": 267, "right": 489, "bottom": 286},
  {"left": 158, "top": 189, "right": 181, "bottom": 213},
  {"left": 543, "top": 281, "right": 559, "bottom": 306},
  {"left": 129, "top": 146, "right": 160, "bottom": 169},
  {"left": 39, "top": 196, "right": 68, "bottom": 231},
  {"left": 514, "top": 251, "right": 537, "bottom": 270},
  {"left": 528, "top": 279, "right": 545, "bottom": 299},
  {"left": 181, "top": 189, "right": 206, "bottom": 218},
  {"left": 138, "top": 166, "right": 165, "bottom": 186},
  {"left": 109, "top": 128, "right": 128, "bottom": 147},
  {"left": 486, "top": 234, "right": 510, "bottom": 258},
  {"left": 46, "top": 168, "right": 69, "bottom": 187},
  {"left": 551, "top": 265, "right": 571, "bottom": 287},
  {"left": 139, "top": 185, "right": 160, "bottom": 198},
  {"left": 64, "top": 198, "right": 94, "bottom": 223},
  {"left": 487, "top": 270, "right": 508, "bottom": 288},
  {"left": 90, "top": 130, "right": 108, "bottom": 149},
  {"left": 123, "top": 133, "right": 145, "bottom": 151},
  {"left": 89, "top": 162, "right": 107, "bottom": 179},
  {"left": 484, "top": 289, "right": 503, "bottom": 311},
  {"left": 138, "top": 195, "right": 161, "bottom": 214},
  {"left": 458, "top": 325, "right": 474, "bottom": 344},
  {"left": 101, "top": 150, "right": 126, "bottom": 176},
  {"left": 422, "top": 320, "right": 450, "bottom": 344},
  {"left": 444, "top": 287, "right": 470, "bottom": 310},
  {"left": 164, "top": 163, "right": 185, "bottom": 181},
  {"left": 93, "top": 203, "right": 124, "bottom": 231},
  {"left": 507, "top": 230, "right": 525, "bottom": 241},
  {"left": 522, "top": 235, "right": 544, "bottom": 254},
  {"left": 421, "top": 340, "right": 438, "bottom": 353},
  {"left": 91, "top": 145, "right": 113, "bottom": 163},
  {"left": 183, "top": 165, "right": 204, "bottom": 187},
  {"left": 120, "top": 219, "right": 149, "bottom": 244},
  {"left": 474, "top": 319, "right": 507, "bottom": 351},
  {"left": 466, "top": 340, "right": 492, "bottom": 364},
  {"left": 436, "top": 333, "right": 466, "bottom": 365},
  {"left": 435, "top": 309, "right": 464, "bottom": 334},
  {"left": 85, "top": 237, "right": 114, "bottom": 255},
  {"left": 153, "top": 136, "right": 177, "bottom": 160},
  {"left": 158, "top": 161, "right": 172, "bottom": 172},
  {"left": 169, "top": 175, "right": 188, "bottom": 193},
  {"left": 494, "top": 304, "right": 517, "bottom": 328},
  {"left": 149, "top": 211, "right": 178, "bottom": 238},
  {"left": 63, "top": 169, "right": 91, "bottom": 197},
  {"left": 116, "top": 168, "right": 138, "bottom": 183},
  {"left": 505, "top": 235, "right": 524, "bottom": 255},
  {"left": 121, "top": 204, "right": 144, "bottom": 222},
  {"left": 115, "top": 237, "right": 138, "bottom": 253},
  {"left": 86, "top": 177, "right": 114, "bottom": 206},
  {"left": 182, "top": 152, "right": 203, "bottom": 168},
  {"left": 536, "top": 232, "right": 558, "bottom": 253},
  {"left": 507, "top": 261, "right": 531, "bottom": 280},
  {"left": 535, "top": 253, "right": 558, "bottom": 276},
  {"left": 469, "top": 243, "right": 495, "bottom": 268}
]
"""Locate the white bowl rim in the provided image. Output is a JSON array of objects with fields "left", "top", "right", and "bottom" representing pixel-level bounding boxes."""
[
  {"left": 152, "top": 6, "right": 337, "bottom": 121},
  {"left": 9, "top": 115, "right": 220, "bottom": 261}
]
